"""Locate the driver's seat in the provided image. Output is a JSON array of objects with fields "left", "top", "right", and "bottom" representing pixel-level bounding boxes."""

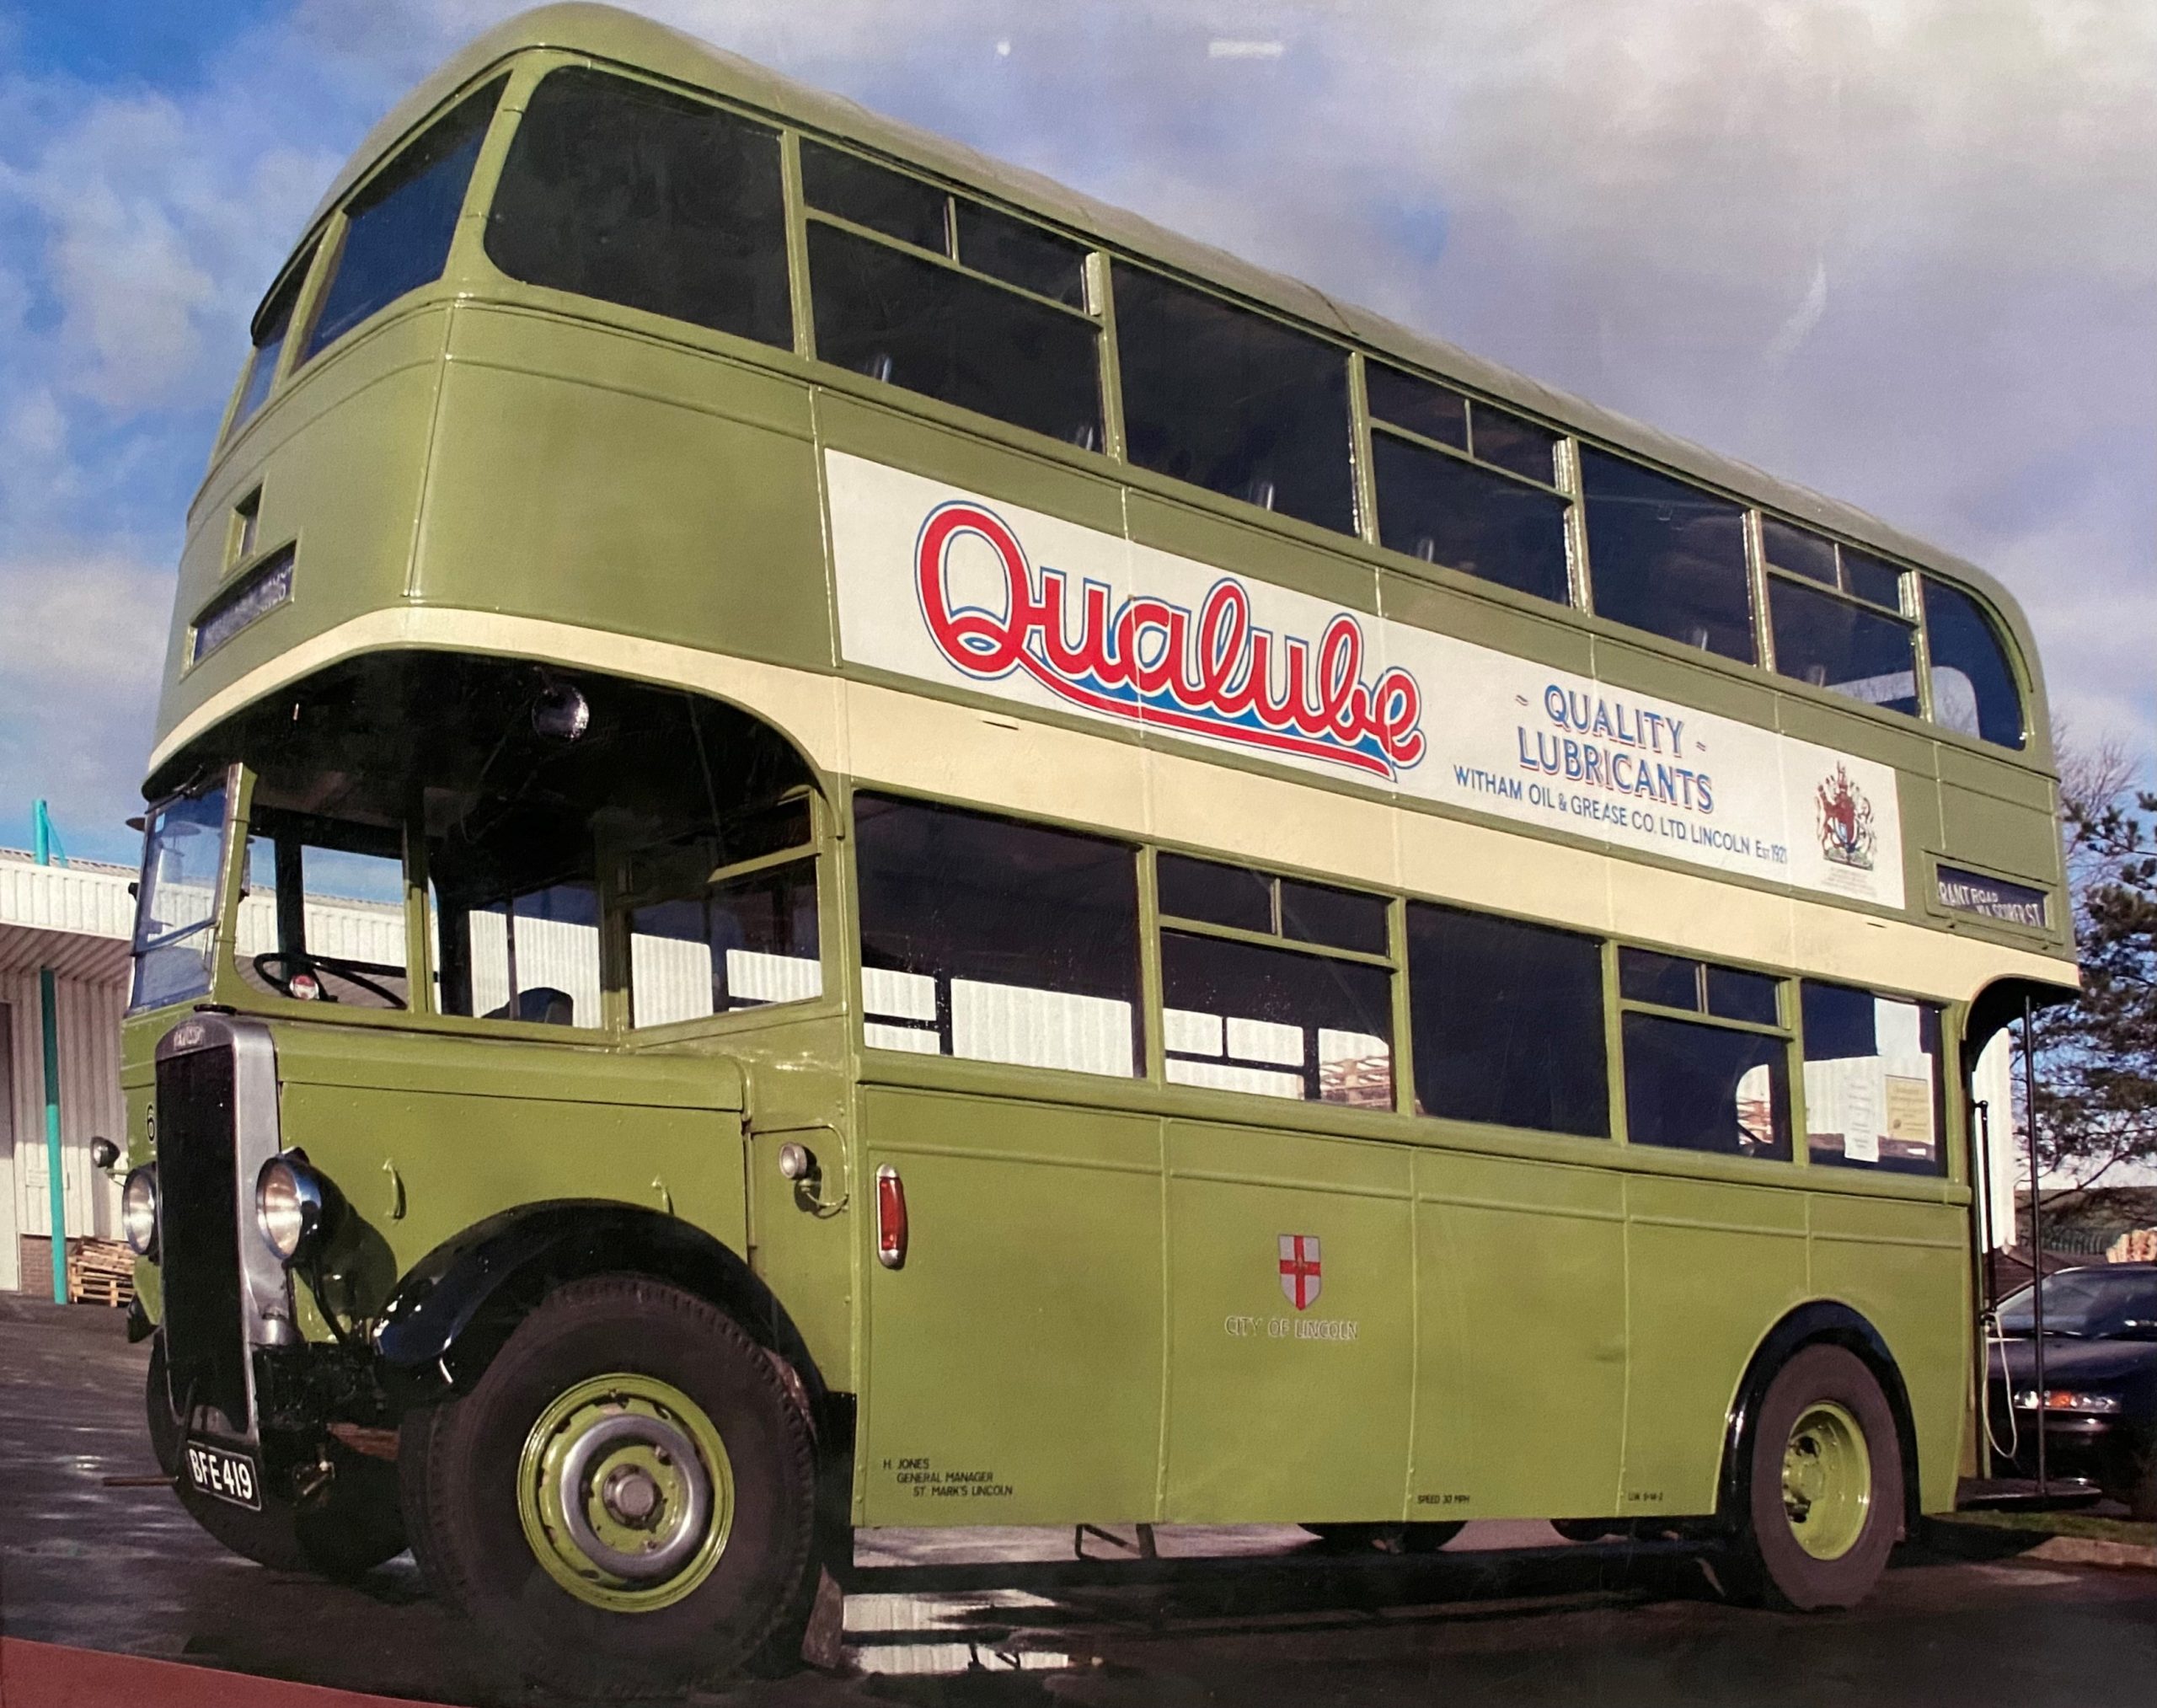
[{"left": 484, "top": 987, "right": 575, "bottom": 1026}]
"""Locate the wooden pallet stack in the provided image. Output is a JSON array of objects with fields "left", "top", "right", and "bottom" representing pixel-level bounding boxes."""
[
  {"left": 2106, "top": 1228, "right": 2157, "bottom": 1264},
  {"left": 68, "top": 1239, "right": 136, "bottom": 1309}
]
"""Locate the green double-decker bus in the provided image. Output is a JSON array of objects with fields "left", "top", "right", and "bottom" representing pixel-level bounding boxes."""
[{"left": 118, "top": 3, "right": 2078, "bottom": 1691}]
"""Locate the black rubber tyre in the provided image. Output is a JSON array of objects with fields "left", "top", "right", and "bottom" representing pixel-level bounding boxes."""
[
  {"left": 1726, "top": 1344, "right": 1903, "bottom": 1611},
  {"left": 1304, "top": 1521, "right": 1465, "bottom": 1554},
  {"left": 145, "top": 1335, "right": 405, "bottom": 1578},
  {"left": 399, "top": 1275, "right": 818, "bottom": 1699},
  {"left": 1550, "top": 1518, "right": 1628, "bottom": 1543}
]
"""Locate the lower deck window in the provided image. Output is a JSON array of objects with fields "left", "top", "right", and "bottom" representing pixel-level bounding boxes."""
[
  {"left": 1622, "top": 1013, "right": 1790, "bottom": 1160},
  {"left": 1618, "top": 948, "right": 1790, "bottom": 1160},
  {"left": 1801, "top": 983, "right": 1945, "bottom": 1175},
  {"left": 1161, "top": 932, "right": 1392, "bottom": 1106},
  {"left": 440, "top": 882, "right": 603, "bottom": 1029},
  {"left": 854, "top": 795, "right": 1139, "bottom": 1077},
  {"left": 631, "top": 860, "right": 820, "bottom": 1026}
]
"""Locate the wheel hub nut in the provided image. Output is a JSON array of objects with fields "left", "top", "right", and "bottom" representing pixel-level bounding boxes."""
[{"left": 602, "top": 1465, "right": 661, "bottom": 1525}]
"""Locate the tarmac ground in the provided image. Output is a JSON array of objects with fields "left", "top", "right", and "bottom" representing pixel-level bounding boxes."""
[{"left": 3, "top": 1294, "right": 2154, "bottom": 1707}]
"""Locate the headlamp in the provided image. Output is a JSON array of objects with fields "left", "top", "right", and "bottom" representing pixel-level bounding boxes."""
[
  {"left": 254, "top": 1152, "right": 341, "bottom": 1266},
  {"left": 121, "top": 1165, "right": 159, "bottom": 1260}
]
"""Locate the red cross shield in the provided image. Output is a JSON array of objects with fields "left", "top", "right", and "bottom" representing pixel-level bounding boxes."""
[{"left": 1278, "top": 1234, "right": 1322, "bottom": 1310}]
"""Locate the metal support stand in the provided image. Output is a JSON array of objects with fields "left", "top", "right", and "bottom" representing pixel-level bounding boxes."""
[
  {"left": 2022, "top": 997, "right": 2046, "bottom": 1495},
  {"left": 34, "top": 800, "right": 67, "bottom": 1305}
]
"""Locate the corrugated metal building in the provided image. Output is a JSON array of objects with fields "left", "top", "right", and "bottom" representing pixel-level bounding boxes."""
[{"left": 0, "top": 848, "right": 131, "bottom": 1294}]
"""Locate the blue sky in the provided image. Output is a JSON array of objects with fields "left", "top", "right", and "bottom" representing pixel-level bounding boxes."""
[{"left": 1, "top": 0, "right": 2150, "bottom": 865}]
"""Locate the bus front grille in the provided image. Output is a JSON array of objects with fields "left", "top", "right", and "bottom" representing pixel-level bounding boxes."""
[{"left": 156, "top": 1045, "right": 251, "bottom": 1435}]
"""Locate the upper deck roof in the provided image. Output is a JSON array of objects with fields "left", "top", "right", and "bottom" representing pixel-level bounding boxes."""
[{"left": 294, "top": 2, "right": 2039, "bottom": 715}]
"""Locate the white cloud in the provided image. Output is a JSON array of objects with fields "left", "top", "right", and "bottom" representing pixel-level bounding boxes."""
[{"left": 0, "top": 0, "right": 2146, "bottom": 862}]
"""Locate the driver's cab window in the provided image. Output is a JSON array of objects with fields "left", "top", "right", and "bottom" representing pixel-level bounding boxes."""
[{"left": 238, "top": 811, "right": 410, "bottom": 1009}]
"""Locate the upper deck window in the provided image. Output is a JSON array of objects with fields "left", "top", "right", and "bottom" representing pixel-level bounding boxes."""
[
  {"left": 1114, "top": 265, "right": 1355, "bottom": 535},
  {"left": 485, "top": 67, "right": 790, "bottom": 349},
  {"left": 1762, "top": 518, "right": 1918, "bottom": 715},
  {"left": 802, "top": 142, "right": 1100, "bottom": 448},
  {"left": 1366, "top": 361, "right": 1570, "bottom": 606},
  {"left": 1580, "top": 449, "right": 1753, "bottom": 662},
  {"left": 1922, "top": 576, "right": 2026, "bottom": 750},
  {"left": 302, "top": 78, "right": 503, "bottom": 362},
  {"left": 227, "top": 245, "right": 316, "bottom": 436}
]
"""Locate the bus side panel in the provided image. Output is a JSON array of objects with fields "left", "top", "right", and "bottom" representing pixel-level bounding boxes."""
[
  {"left": 276, "top": 1081, "right": 746, "bottom": 1329},
  {"left": 415, "top": 308, "right": 832, "bottom": 672},
  {"left": 1622, "top": 1174, "right": 1810, "bottom": 1516},
  {"left": 856, "top": 1087, "right": 1162, "bottom": 1526},
  {"left": 1807, "top": 1191, "right": 1970, "bottom": 1513},
  {"left": 1412, "top": 1149, "right": 1627, "bottom": 1520},
  {"left": 1161, "top": 1122, "right": 1413, "bottom": 1524}
]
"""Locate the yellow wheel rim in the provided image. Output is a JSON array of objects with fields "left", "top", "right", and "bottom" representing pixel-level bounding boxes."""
[
  {"left": 1781, "top": 1399, "right": 1871, "bottom": 1561},
  {"left": 517, "top": 1373, "right": 734, "bottom": 1613}
]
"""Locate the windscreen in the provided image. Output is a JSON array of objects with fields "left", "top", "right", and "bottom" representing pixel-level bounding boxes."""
[
  {"left": 131, "top": 778, "right": 230, "bottom": 1011},
  {"left": 1998, "top": 1270, "right": 2157, "bottom": 1339}
]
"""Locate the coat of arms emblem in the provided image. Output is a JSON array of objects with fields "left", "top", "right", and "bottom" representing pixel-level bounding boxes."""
[
  {"left": 1816, "top": 764, "right": 1876, "bottom": 870},
  {"left": 1278, "top": 1234, "right": 1322, "bottom": 1310}
]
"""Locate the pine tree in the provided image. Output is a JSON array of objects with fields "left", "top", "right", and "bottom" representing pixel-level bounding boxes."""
[{"left": 2025, "top": 739, "right": 2157, "bottom": 1192}]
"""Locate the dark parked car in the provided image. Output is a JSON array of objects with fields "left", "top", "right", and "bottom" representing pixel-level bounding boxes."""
[{"left": 1987, "top": 1263, "right": 2157, "bottom": 1518}]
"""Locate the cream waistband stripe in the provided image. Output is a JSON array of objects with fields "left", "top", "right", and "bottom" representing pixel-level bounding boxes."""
[{"left": 147, "top": 607, "right": 2074, "bottom": 1005}]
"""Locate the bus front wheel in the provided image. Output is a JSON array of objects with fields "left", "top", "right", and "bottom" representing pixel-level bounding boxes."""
[
  {"left": 1729, "top": 1344, "right": 1903, "bottom": 1610},
  {"left": 399, "top": 1275, "right": 818, "bottom": 1696}
]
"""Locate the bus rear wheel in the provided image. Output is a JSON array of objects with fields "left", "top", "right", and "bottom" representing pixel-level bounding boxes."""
[
  {"left": 1730, "top": 1344, "right": 1903, "bottom": 1610},
  {"left": 399, "top": 1275, "right": 817, "bottom": 1698}
]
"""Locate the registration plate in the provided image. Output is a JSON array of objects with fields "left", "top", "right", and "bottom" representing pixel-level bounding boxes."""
[{"left": 183, "top": 1439, "right": 262, "bottom": 1511}]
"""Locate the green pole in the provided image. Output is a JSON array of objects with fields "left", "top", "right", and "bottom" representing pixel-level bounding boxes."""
[{"left": 35, "top": 800, "right": 67, "bottom": 1304}]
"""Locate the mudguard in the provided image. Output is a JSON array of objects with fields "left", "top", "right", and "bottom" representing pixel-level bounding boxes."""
[
  {"left": 1718, "top": 1300, "right": 1923, "bottom": 1530},
  {"left": 375, "top": 1201, "right": 778, "bottom": 1398}
]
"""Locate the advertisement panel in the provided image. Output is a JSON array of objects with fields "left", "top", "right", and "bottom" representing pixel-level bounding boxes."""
[{"left": 828, "top": 451, "right": 1903, "bottom": 909}]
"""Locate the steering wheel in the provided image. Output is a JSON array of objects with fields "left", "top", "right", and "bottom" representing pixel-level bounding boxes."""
[{"left": 252, "top": 951, "right": 408, "bottom": 1010}]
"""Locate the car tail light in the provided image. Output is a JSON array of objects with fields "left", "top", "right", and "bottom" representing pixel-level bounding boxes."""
[{"left": 875, "top": 1165, "right": 907, "bottom": 1270}]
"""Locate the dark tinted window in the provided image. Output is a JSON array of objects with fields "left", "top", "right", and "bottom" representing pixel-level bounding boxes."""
[
  {"left": 1840, "top": 549, "right": 1903, "bottom": 611},
  {"left": 1770, "top": 579, "right": 1919, "bottom": 714},
  {"left": 1471, "top": 401, "right": 1560, "bottom": 485},
  {"left": 1801, "top": 982, "right": 1945, "bottom": 1175},
  {"left": 1619, "top": 947, "right": 1699, "bottom": 1009},
  {"left": 1705, "top": 964, "right": 1780, "bottom": 1025},
  {"left": 1157, "top": 854, "right": 1386, "bottom": 954},
  {"left": 854, "top": 796, "right": 1138, "bottom": 1076},
  {"left": 485, "top": 67, "right": 789, "bottom": 348},
  {"left": 809, "top": 223, "right": 1100, "bottom": 447},
  {"left": 230, "top": 248, "right": 314, "bottom": 431},
  {"left": 1623, "top": 1014, "right": 1790, "bottom": 1160},
  {"left": 955, "top": 201, "right": 1086, "bottom": 305},
  {"left": 1157, "top": 852, "right": 1271, "bottom": 934},
  {"left": 1761, "top": 517, "right": 1839, "bottom": 586},
  {"left": 1365, "top": 362, "right": 1467, "bottom": 450},
  {"left": 800, "top": 140, "right": 946, "bottom": 250},
  {"left": 1277, "top": 878, "right": 1388, "bottom": 956},
  {"left": 1581, "top": 448, "right": 1753, "bottom": 661},
  {"left": 1115, "top": 264, "right": 1353, "bottom": 533},
  {"left": 303, "top": 80, "right": 501, "bottom": 360},
  {"left": 1372, "top": 433, "right": 1570, "bottom": 604},
  {"left": 1923, "top": 578, "right": 2025, "bottom": 750},
  {"left": 1408, "top": 904, "right": 1607, "bottom": 1137},
  {"left": 1162, "top": 932, "right": 1392, "bottom": 1106}
]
